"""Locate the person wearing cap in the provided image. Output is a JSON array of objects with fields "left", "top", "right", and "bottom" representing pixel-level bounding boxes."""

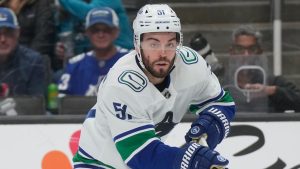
[
  {"left": 57, "top": 0, "right": 133, "bottom": 50},
  {"left": 0, "top": 7, "right": 47, "bottom": 96},
  {"left": 58, "top": 7, "right": 128, "bottom": 96},
  {"left": 54, "top": 0, "right": 133, "bottom": 68},
  {"left": 0, "top": 0, "right": 55, "bottom": 71},
  {"left": 190, "top": 33, "right": 224, "bottom": 77}
]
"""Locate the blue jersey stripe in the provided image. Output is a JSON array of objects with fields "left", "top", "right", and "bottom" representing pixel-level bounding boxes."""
[
  {"left": 79, "top": 146, "right": 95, "bottom": 159},
  {"left": 74, "top": 163, "right": 105, "bottom": 169},
  {"left": 196, "top": 89, "right": 224, "bottom": 107},
  {"left": 74, "top": 150, "right": 116, "bottom": 169},
  {"left": 85, "top": 109, "right": 96, "bottom": 119},
  {"left": 113, "top": 124, "right": 154, "bottom": 142}
]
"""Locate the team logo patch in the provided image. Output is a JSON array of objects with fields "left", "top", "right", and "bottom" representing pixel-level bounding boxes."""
[
  {"left": 179, "top": 47, "right": 198, "bottom": 64},
  {"left": 118, "top": 70, "right": 147, "bottom": 92},
  {"left": 217, "top": 155, "right": 227, "bottom": 162},
  {"left": 191, "top": 126, "right": 201, "bottom": 134}
]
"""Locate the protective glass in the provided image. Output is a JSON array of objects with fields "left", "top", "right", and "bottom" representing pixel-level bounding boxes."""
[{"left": 223, "top": 54, "right": 269, "bottom": 112}]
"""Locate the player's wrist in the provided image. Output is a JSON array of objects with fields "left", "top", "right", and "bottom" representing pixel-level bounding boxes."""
[
  {"left": 175, "top": 143, "right": 216, "bottom": 169},
  {"left": 173, "top": 143, "right": 202, "bottom": 169},
  {"left": 174, "top": 142, "right": 228, "bottom": 169},
  {"left": 202, "top": 107, "right": 230, "bottom": 140},
  {"left": 185, "top": 108, "right": 230, "bottom": 149}
]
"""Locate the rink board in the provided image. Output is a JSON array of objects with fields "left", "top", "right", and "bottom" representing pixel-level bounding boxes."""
[{"left": 0, "top": 120, "right": 299, "bottom": 168}]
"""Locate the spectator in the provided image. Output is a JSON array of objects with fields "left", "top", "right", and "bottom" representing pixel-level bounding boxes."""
[
  {"left": 190, "top": 33, "right": 224, "bottom": 77},
  {"left": 55, "top": 0, "right": 133, "bottom": 62},
  {"left": 58, "top": 7, "right": 128, "bottom": 96},
  {"left": 0, "top": 0, "right": 56, "bottom": 71},
  {"left": 54, "top": 0, "right": 89, "bottom": 68},
  {"left": 0, "top": 7, "right": 47, "bottom": 96},
  {"left": 225, "top": 25, "right": 300, "bottom": 112}
]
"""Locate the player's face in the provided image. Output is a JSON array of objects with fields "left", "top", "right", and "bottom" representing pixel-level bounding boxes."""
[
  {"left": 86, "top": 24, "right": 119, "bottom": 50},
  {"left": 0, "top": 27, "right": 19, "bottom": 61},
  {"left": 140, "top": 32, "right": 177, "bottom": 79}
]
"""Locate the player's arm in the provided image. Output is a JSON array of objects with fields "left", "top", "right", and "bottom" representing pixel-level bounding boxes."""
[
  {"left": 126, "top": 140, "right": 229, "bottom": 169},
  {"left": 103, "top": 84, "right": 228, "bottom": 169},
  {"left": 184, "top": 50, "right": 236, "bottom": 149},
  {"left": 186, "top": 90, "right": 235, "bottom": 150},
  {"left": 108, "top": 108, "right": 229, "bottom": 169},
  {"left": 185, "top": 90, "right": 235, "bottom": 149}
]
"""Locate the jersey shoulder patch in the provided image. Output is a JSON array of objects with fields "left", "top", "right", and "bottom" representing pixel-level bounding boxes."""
[
  {"left": 68, "top": 53, "right": 85, "bottom": 64},
  {"left": 177, "top": 46, "right": 199, "bottom": 64},
  {"left": 68, "top": 51, "right": 93, "bottom": 64},
  {"left": 118, "top": 70, "right": 147, "bottom": 92}
]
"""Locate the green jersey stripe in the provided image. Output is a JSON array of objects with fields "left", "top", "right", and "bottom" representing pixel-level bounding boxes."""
[
  {"left": 191, "top": 102, "right": 235, "bottom": 115},
  {"left": 218, "top": 91, "right": 234, "bottom": 103},
  {"left": 125, "top": 137, "right": 160, "bottom": 163},
  {"left": 115, "top": 129, "right": 158, "bottom": 161},
  {"left": 73, "top": 152, "right": 115, "bottom": 169},
  {"left": 189, "top": 91, "right": 235, "bottom": 114}
]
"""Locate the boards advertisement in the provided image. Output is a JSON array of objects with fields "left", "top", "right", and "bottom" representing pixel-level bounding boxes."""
[{"left": 0, "top": 122, "right": 299, "bottom": 168}]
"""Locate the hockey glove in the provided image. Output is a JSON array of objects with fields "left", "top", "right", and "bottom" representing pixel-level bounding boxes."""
[
  {"left": 174, "top": 142, "right": 228, "bottom": 169},
  {"left": 185, "top": 107, "right": 230, "bottom": 149}
]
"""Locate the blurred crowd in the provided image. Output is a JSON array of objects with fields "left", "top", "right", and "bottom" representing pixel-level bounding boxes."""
[
  {"left": 0, "top": 0, "right": 133, "bottom": 114},
  {"left": 190, "top": 26, "right": 300, "bottom": 113},
  {"left": 0, "top": 0, "right": 299, "bottom": 115}
]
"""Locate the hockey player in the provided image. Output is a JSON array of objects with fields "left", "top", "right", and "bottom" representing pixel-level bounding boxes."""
[{"left": 73, "top": 4, "right": 235, "bottom": 169}]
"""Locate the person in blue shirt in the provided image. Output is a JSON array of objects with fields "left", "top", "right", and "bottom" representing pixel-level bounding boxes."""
[{"left": 58, "top": 7, "right": 128, "bottom": 96}]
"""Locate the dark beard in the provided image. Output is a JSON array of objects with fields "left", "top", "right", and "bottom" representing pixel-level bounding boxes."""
[
  {"left": 146, "top": 63, "right": 169, "bottom": 78},
  {"left": 141, "top": 51, "right": 175, "bottom": 78}
]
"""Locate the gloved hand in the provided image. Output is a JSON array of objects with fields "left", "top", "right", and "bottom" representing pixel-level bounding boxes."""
[
  {"left": 175, "top": 142, "right": 228, "bottom": 169},
  {"left": 185, "top": 107, "right": 230, "bottom": 149}
]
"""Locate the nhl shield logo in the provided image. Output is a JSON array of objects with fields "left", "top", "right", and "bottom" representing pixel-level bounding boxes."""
[{"left": 217, "top": 155, "right": 227, "bottom": 162}]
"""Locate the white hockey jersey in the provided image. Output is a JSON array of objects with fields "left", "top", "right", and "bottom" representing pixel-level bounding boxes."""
[{"left": 73, "top": 46, "right": 235, "bottom": 169}]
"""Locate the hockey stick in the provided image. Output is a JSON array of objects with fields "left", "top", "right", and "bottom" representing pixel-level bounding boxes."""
[{"left": 192, "top": 134, "right": 228, "bottom": 169}]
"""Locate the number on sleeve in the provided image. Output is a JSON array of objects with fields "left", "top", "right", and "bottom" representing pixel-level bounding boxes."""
[
  {"left": 113, "top": 102, "right": 132, "bottom": 120},
  {"left": 58, "top": 74, "right": 71, "bottom": 90}
]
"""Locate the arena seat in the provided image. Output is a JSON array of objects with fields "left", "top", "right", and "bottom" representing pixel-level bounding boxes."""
[
  {"left": 58, "top": 96, "right": 96, "bottom": 115},
  {"left": 0, "top": 96, "right": 45, "bottom": 115}
]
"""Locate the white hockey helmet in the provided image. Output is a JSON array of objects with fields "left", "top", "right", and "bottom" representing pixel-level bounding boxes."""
[{"left": 133, "top": 4, "right": 182, "bottom": 50}]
